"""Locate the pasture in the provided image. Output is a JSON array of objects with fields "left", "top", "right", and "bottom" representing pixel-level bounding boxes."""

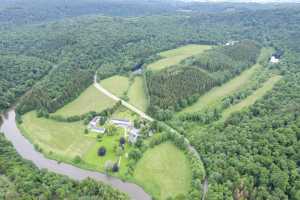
[
  {"left": 54, "top": 85, "right": 114, "bottom": 117},
  {"left": 128, "top": 76, "right": 148, "bottom": 112},
  {"left": 100, "top": 75, "right": 130, "bottom": 97},
  {"left": 222, "top": 75, "right": 282, "bottom": 119},
  {"left": 134, "top": 142, "right": 192, "bottom": 200},
  {"left": 147, "top": 44, "right": 211, "bottom": 71},
  {"left": 180, "top": 63, "right": 262, "bottom": 114}
]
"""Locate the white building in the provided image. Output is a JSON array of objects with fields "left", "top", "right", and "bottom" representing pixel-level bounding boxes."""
[
  {"left": 110, "top": 119, "right": 132, "bottom": 128},
  {"left": 128, "top": 128, "right": 140, "bottom": 143},
  {"left": 88, "top": 116, "right": 106, "bottom": 133},
  {"left": 270, "top": 56, "right": 280, "bottom": 64}
]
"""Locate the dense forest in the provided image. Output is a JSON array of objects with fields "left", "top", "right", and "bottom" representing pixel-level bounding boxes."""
[
  {"left": 0, "top": 134, "right": 129, "bottom": 200},
  {"left": 0, "top": 55, "right": 52, "bottom": 113},
  {"left": 189, "top": 52, "right": 300, "bottom": 199},
  {"left": 146, "top": 41, "right": 261, "bottom": 116}
]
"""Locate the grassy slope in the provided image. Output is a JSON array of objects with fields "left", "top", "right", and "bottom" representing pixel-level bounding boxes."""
[
  {"left": 134, "top": 142, "right": 192, "bottom": 200},
  {"left": 54, "top": 85, "right": 114, "bottom": 117},
  {"left": 180, "top": 63, "right": 262, "bottom": 114},
  {"left": 147, "top": 44, "right": 211, "bottom": 71},
  {"left": 128, "top": 76, "right": 148, "bottom": 112},
  {"left": 20, "top": 111, "right": 94, "bottom": 158},
  {"left": 100, "top": 75, "right": 130, "bottom": 97},
  {"left": 222, "top": 75, "right": 282, "bottom": 119}
]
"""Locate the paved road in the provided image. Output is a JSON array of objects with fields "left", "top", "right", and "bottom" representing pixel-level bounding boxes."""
[{"left": 94, "top": 75, "right": 154, "bottom": 122}]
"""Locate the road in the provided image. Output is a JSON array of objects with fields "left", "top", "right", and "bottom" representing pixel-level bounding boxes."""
[
  {"left": 94, "top": 74, "right": 208, "bottom": 199},
  {"left": 94, "top": 75, "right": 154, "bottom": 122}
]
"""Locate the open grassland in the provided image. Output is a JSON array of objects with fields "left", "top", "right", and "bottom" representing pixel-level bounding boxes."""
[
  {"left": 128, "top": 76, "right": 148, "bottom": 112},
  {"left": 134, "top": 142, "right": 192, "bottom": 200},
  {"left": 100, "top": 75, "right": 130, "bottom": 97},
  {"left": 147, "top": 44, "right": 211, "bottom": 71},
  {"left": 20, "top": 111, "right": 94, "bottom": 158},
  {"left": 180, "top": 63, "right": 262, "bottom": 114},
  {"left": 54, "top": 85, "right": 114, "bottom": 117},
  {"left": 222, "top": 75, "right": 282, "bottom": 119}
]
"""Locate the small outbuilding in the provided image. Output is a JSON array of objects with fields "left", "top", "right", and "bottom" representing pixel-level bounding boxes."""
[{"left": 128, "top": 128, "right": 140, "bottom": 144}]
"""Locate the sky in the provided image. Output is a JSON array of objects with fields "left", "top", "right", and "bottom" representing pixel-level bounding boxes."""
[{"left": 181, "top": 0, "right": 300, "bottom": 3}]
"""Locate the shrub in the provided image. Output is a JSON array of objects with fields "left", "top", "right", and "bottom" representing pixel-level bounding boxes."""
[
  {"left": 98, "top": 147, "right": 106, "bottom": 156},
  {"left": 112, "top": 163, "right": 119, "bottom": 172},
  {"left": 119, "top": 137, "right": 126, "bottom": 146}
]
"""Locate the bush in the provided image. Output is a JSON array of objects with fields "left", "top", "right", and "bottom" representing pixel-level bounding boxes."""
[
  {"left": 112, "top": 163, "right": 119, "bottom": 172},
  {"left": 119, "top": 137, "right": 126, "bottom": 146},
  {"left": 98, "top": 147, "right": 106, "bottom": 156}
]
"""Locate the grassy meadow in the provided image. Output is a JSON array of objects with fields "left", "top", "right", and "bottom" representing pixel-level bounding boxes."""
[
  {"left": 134, "top": 142, "right": 192, "bottom": 200},
  {"left": 222, "top": 75, "right": 282, "bottom": 119},
  {"left": 20, "top": 111, "right": 94, "bottom": 158},
  {"left": 100, "top": 75, "right": 130, "bottom": 97},
  {"left": 147, "top": 44, "right": 211, "bottom": 71},
  {"left": 128, "top": 76, "right": 148, "bottom": 112},
  {"left": 54, "top": 85, "right": 114, "bottom": 117},
  {"left": 180, "top": 63, "right": 262, "bottom": 114}
]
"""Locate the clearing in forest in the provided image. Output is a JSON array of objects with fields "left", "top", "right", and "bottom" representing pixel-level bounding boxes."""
[
  {"left": 54, "top": 85, "right": 114, "bottom": 117},
  {"left": 128, "top": 76, "right": 148, "bottom": 112},
  {"left": 180, "top": 63, "right": 262, "bottom": 114},
  {"left": 147, "top": 44, "right": 212, "bottom": 71},
  {"left": 134, "top": 142, "right": 192, "bottom": 200},
  {"left": 222, "top": 75, "right": 282, "bottom": 119},
  {"left": 100, "top": 75, "right": 130, "bottom": 97}
]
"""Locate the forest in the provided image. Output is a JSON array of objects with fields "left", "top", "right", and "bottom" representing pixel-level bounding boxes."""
[
  {"left": 0, "top": 1, "right": 300, "bottom": 199},
  {"left": 0, "top": 134, "right": 128, "bottom": 200},
  {"left": 146, "top": 41, "right": 261, "bottom": 117}
]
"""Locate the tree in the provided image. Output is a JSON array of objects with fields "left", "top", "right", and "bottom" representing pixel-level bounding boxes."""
[
  {"left": 119, "top": 137, "right": 126, "bottom": 146},
  {"left": 112, "top": 163, "right": 119, "bottom": 172},
  {"left": 98, "top": 147, "right": 106, "bottom": 156}
]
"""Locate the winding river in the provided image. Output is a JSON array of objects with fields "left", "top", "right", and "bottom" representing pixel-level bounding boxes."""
[{"left": 0, "top": 109, "right": 151, "bottom": 200}]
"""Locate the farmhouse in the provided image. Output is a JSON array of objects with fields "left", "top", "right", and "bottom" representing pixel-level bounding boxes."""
[
  {"left": 88, "top": 116, "right": 106, "bottom": 133},
  {"left": 110, "top": 119, "right": 132, "bottom": 128},
  {"left": 128, "top": 128, "right": 140, "bottom": 143}
]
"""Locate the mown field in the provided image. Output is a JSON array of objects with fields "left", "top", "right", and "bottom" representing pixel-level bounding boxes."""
[
  {"left": 221, "top": 75, "right": 282, "bottom": 119},
  {"left": 147, "top": 44, "right": 212, "bottom": 71},
  {"left": 100, "top": 75, "right": 130, "bottom": 97},
  {"left": 134, "top": 142, "right": 192, "bottom": 200},
  {"left": 54, "top": 85, "right": 114, "bottom": 117},
  {"left": 128, "top": 76, "right": 148, "bottom": 112},
  {"left": 180, "top": 63, "right": 262, "bottom": 114}
]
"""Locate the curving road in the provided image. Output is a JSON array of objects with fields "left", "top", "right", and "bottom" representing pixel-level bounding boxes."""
[{"left": 95, "top": 74, "right": 208, "bottom": 199}]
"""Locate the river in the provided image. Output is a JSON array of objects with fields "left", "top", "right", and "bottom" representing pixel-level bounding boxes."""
[{"left": 0, "top": 109, "right": 151, "bottom": 200}]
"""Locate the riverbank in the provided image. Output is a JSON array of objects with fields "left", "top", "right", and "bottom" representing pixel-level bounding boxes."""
[{"left": 0, "top": 110, "right": 151, "bottom": 200}]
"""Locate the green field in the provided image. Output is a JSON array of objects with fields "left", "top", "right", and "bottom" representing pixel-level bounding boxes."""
[
  {"left": 128, "top": 76, "right": 148, "bottom": 112},
  {"left": 19, "top": 111, "right": 132, "bottom": 176},
  {"left": 180, "top": 63, "right": 262, "bottom": 114},
  {"left": 100, "top": 75, "right": 130, "bottom": 97},
  {"left": 134, "top": 142, "right": 192, "bottom": 200},
  {"left": 54, "top": 85, "right": 114, "bottom": 117},
  {"left": 20, "top": 111, "right": 94, "bottom": 158},
  {"left": 222, "top": 75, "right": 282, "bottom": 119},
  {"left": 147, "top": 44, "right": 212, "bottom": 71}
]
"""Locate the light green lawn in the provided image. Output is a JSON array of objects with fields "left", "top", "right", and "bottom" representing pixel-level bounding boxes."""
[
  {"left": 111, "top": 106, "right": 137, "bottom": 121},
  {"left": 134, "top": 142, "right": 192, "bottom": 200},
  {"left": 20, "top": 111, "right": 94, "bottom": 158},
  {"left": 54, "top": 85, "right": 114, "bottom": 117},
  {"left": 82, "top": 127, "right": 132, "bottom": 176},
  {"left": 180, "top": 63, "right": 262, "bottom": 114},
  {"left": 100, "top": 75, "right": 130, "bottom": 97},
  {"left": 222, "top": 75, "right": 282, "bottom": 119},
  {"left": 128, "top": 76, "right": 148, "bottom": 112},
  {"left": 148, "top": 44, "right": 212, "bottom": 71}
]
